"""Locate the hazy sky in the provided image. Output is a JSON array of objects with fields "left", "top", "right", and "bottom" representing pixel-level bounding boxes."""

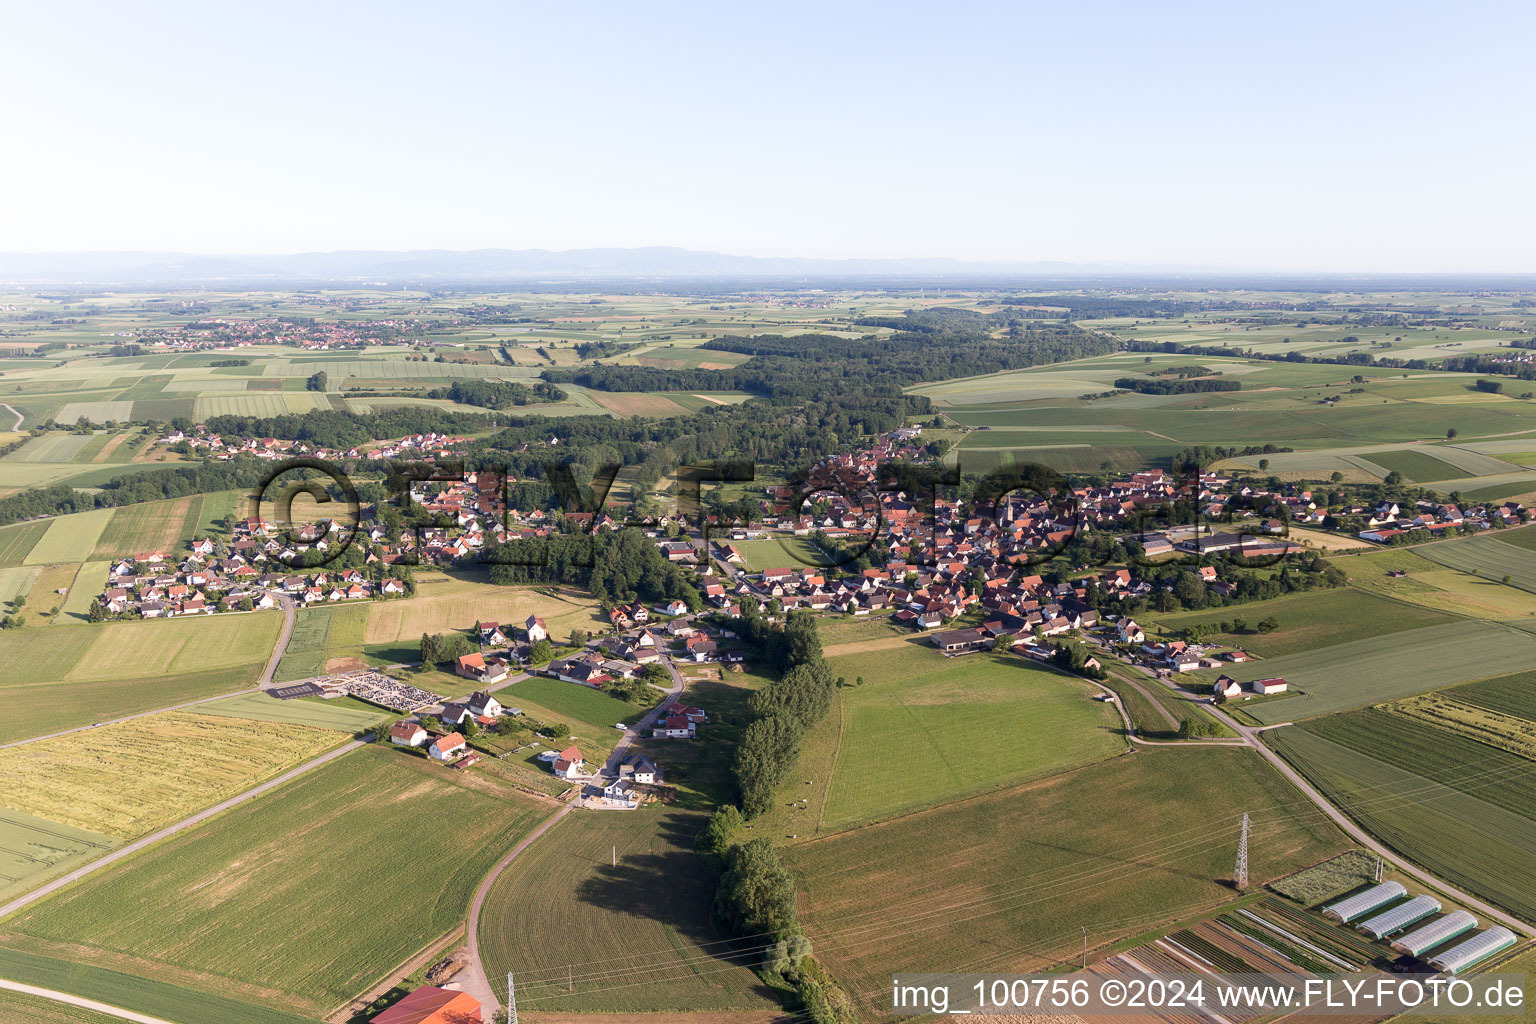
[{"left": 4, "top": 0, "right": 1534, "bottom": 271}]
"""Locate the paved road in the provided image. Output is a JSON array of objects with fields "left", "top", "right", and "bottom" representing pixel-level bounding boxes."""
[
  {"left": 603, "top": 658, "right": 685, "bottom": 776},
  {"left": 459, "top": 802, "right": 575, "bottom": 1014},
  {"left": 0, "top": 980, "right": 174, "bottom": 1023},
  {"left": 256, "top": 594, "right": 297, "bottom": 688},
  {"left": 0, "top": 403, "right": 22, "bottom": 431},
  {"left": 0, "top": 738, "right": 364, "bottom": 920}
]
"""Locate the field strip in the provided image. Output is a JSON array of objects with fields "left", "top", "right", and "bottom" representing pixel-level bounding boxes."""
[
  {"left": 0, "top": 980, "right": 172, "bottom": 1024},
  {"left": 691, "top": 393, "right": 728, "bottom": 405},
  {"left": 0, "top": 740, "right": 364, "bottom": 919}
]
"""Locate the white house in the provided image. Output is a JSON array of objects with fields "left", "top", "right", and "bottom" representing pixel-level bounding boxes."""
[
  {"left": 550, "top": 745, "right": 585, "bottom": 778},
  {"left": 1250, "top": 677, "right": 1289, "bottom": 695},
  {"left": 428, "top": 732, "right": 466, "bottom": 761},
  {"left": 390, "top": 721, "right": 427, "bottom": 747},
  {"left": 525, "top": 615, "right": 548, "bottom": 642},
  {"left": 1213, "top": 676, "right": 1243, "bottom": 699}
]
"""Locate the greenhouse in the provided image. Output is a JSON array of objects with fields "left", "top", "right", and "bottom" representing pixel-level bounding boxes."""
[
  {"left": 1427, "top": 927, "right": 1518, "bottom": 974},
  {"left": 1356, "top": 894, "right": 1441, "bottom": 939},
  {"left": 1322, "top": 881, "right": 1405, "bottom": 923},
  {"left": 1391, "top": 911, "right": 1478, "bottom": 956}
]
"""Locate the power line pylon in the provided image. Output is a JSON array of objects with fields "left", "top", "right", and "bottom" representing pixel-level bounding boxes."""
[{"left": 1234, "top": 812, "right": 1251, "bottom": 891}]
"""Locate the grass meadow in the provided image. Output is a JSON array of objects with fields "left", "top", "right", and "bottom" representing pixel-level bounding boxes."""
[
  {"left": 2, "top": 748, "right": 551, "bottom": 1018},
  {"left": 498, "top": 675, "right": 638, "bottom": 731},
  {"left": 477, "top": 811, "right": 781, "bottom": 1015},
  {"left": 1416, "top": 531, "right": 1536, "bottom": 593},
  {"left": 0, "top": 711, "right": 343, "bottom": 838},
  {"left": 820, "top": 647, "right": 1125, "bottom": 827},
  {"left": 786, "top": 746, "right": 1349, "bottom": 1019},
  {"left": 193, "top": 690, "right": 386, "bottom": 731},
  {"left": 88, "top": 495, "right": 202, "bottom": 558},
  {"left": 22, "top": 508, "right": 114, "bottom": 565}
]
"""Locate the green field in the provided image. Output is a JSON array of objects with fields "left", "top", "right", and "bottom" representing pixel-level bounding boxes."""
[
  {"left": 1269, "top": 723, "right": 1536, "bottom": 922},
  {"left": 0, "top": 947, "right": 321, "bottom": 1024},
  {"left": 0, "top": 615, "right": 281, "bottom": 743},
  {"left": 786, "top": 746, "right": 1348, "bottom": 1019},
  {"left": 0, "top": 522, "right": 48, "bottom": 567},
  {"left": 1453, "top": 669, "right": 1536, "bottom": 720},
  {"left": 0, "top": 808, "right": 116, "bottom": 907},
  {"left": 55, "top": 560, "right": 110, "bottom": 624},
  {"left": 22, "top": 508, "right": 114, "bottom": 565},
  {"left": 1149, "top": 588, "right": 1454, "bottom": 658},
  {"left": 1416, "top": 532, "right": 1536, "bottom": 594},
  {"left": 193, "top": 691, "right": 387, "bottom": 731},
  {"left": 274, "top": 603, "right": 370, "bottom": 681},
  {"left": 727, "top": 536, "right": 828, "bottom": 571},
  {"left": 1202, "top": 619, "right": 1536, "bottom": 724},
  {"left": 1355, "top": 448, "right": 1465, "bottom": 481},
  {"left": 499, "top": 674, "right": 638, "bottom": 730},
  {"left": 477, "top": 810, "right": 779, "bottom": 1014},
  {"left": 0, "top": 988, "right": 130, "bottom": 1023},
  {"left": 89, "top": 496, "right": 203, "bottom": 558},
  {"left": 820, "top": 647, "right": 1125, "bottom": 827},
  {"left": 2, "top": 749, "right": 550, "bottom": 1018}
]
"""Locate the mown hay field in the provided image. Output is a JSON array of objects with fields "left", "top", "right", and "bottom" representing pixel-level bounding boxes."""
[
  {"left": 0, "top": 711, "right": 344, "bottom": 838},
  {"left": 478, "top": 810, "right": 780, "bottom": 1015},
  {"left": 2, "top": 748, "right": 551, "bottom": 1018},
  {"left": 1205, "top": 619, "right": 1536, "bottom": 724},
  {"left": 821, "top": 647, "right": 1125, "bottom": 828},
  {"left": 786, "top": 747, "right": 1348, "bottom": 1019},
  {"left": 362, "top": 573, "right": 601, "bottom": 644}
]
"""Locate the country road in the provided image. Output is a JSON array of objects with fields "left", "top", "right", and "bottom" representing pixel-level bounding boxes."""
[
  {"left": 459, "top": 802, "right": 575, "bottom": 1014},
  {"left": 257, "top": 594, "right": 297, "bottom": 688},
  {"left": 0, "top": 403, "right": 22, "bottom": 431},
  {"left": 1128, "top": 658, "right": 1535, "bottom": 936}
]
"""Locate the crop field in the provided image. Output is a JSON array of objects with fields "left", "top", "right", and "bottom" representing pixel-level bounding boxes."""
[
  {"left": 786, "top": 747, "right": 1348, "bottom": 1018},
  {"left": 477, "top": 810, "right": 779, "bottom": 1015},
  {"left": 53, "top": 400, "right": 133, "bottom": 424},
  {"left": 499, "top": 675, "right": 637, "bottom": 731},
  {"left": 820, "top": 647, "right": 1124, "bottom": 827},
  {"left": 65, "top": 612, "right": 282, "bottom": 682},
  {"left": 1269, "top": 724, "right": 1536, "bottom": 922},
  {"left": 0, "top": 522, "right": 48, "bottom": 567},
  {"left": 585, "top": 390, "right": 693, "bottom": 417},
  {"left": 0, "top": 808, "right": 115, "bottom": 906},
  {"left": 193, "top": 691, "right": 387, "bottom": 730},
  {"left": 362, "top": 573, "right": 602, "bottom": 644},
  {"left": 19, "top": 563, "right": 75, "bottom": 623},
  {"left": 0, "top": 565, "right": 39, "bottom": 610},
  {"left": 1382, "top": 691, "right": 1536, "bottom": 760},
  {"left": 0, "top": 987, "right": 128, "bottom": 1023},
  {"left": 0, "top": 711, "right": 343, "bottom": 838},
  {"left": 1149, "top": 588, "right": 1453, "bottom": 658},
  {"left": 192, "top": 392, "right": 328, "bottom": 419},
  {"left": 0, "top": 432, "right": 100, "bottom": 463},
  {"left": 1417, "top": 531, "right": 1536, "bottom": 593},
  {"left": 1, "top": 749, "right": 551, "bottom": 1018},
  {"left": 1453, "top": 669, "right": 1536, "bottom": 720},
  {"left": 1353, "top": 448, "right": 1465, "bottom": 481},
  {"left": 22, "top": 508, "right": 114, "bottom": 565},
  {"left": 1337, "top": 545, "right": 1536, "bottom": 618},
  {"left": 0, "top": 668, "right": 267, "bottom": 747},
  {"left": 275, "top": 602, "right": 370, "bottom": 680},
  {"left": 1269, "top": 850, "right": 1380, "bottom": 906},
  {"left": 88, "top": 495, "right": 202, "bottom": 558},
  {"left": 1205, "top": 619, "right": 1536, "bottom": 724}
]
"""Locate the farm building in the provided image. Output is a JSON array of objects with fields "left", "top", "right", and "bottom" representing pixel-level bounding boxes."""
[
  {"left": 1356, "top": 894, "right": 1441, "bottom": 939},
  {"left": 1323, "top": 881, "right": 1405, "bottom": 923},
  {"left": 1427, "top": 927, "right": 1518, "bottom": 974},
  {"left": 370, "top": 985, "right": 482, "bottom": 1023},
  {"left": 1213, "top": 675, "right": 1243, "bottom": 699},
  {"left": 1249, "top": 677, "right": 1288, "bottom": 695},
  {"left": 1392, "top": 911, "right": 1478, "bottom": 956}
]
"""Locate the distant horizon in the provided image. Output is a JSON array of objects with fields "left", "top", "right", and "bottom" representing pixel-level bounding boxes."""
[{"left": 3, "top": 246, "right": 1536, "bottom": 286}]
